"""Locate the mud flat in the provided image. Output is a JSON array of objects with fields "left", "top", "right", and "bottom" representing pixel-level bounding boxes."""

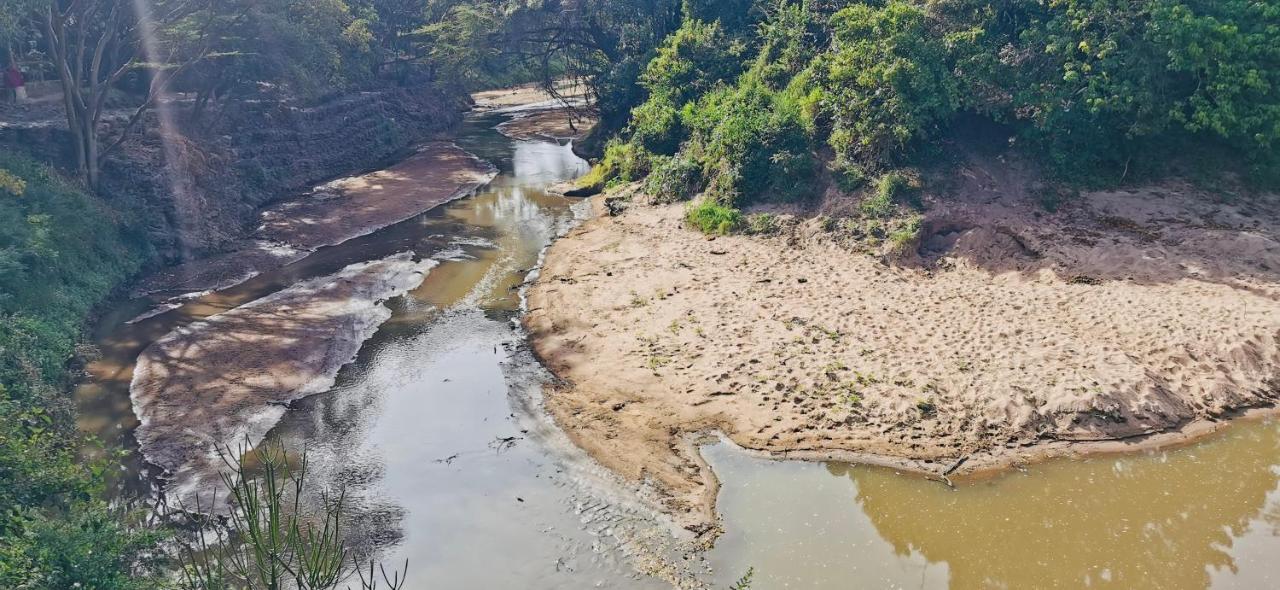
[
  {"left": 130, "top": 253, "right": 434, "bottom": 506},
  {"left": 135, "top": 142, "right": 494, "bottom": 296},
  {"left": 525, "top": 180, "right": 1280, "bottom": 533}
]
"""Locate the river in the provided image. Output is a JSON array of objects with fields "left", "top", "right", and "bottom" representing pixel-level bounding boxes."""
[{"left": 74, "top": 108, "right": 1280, "bottom": 589}]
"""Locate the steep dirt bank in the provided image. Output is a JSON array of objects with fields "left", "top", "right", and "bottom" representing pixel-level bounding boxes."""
[
  {"left": 0, "top": 85, "right": 470, "bottom": 262},
  {"left": 131, "top": 252, "right": 435, "bottom": 507},
  {"left": 525, "top": 178, "right": 1280, "bottom": 533},
  {"left": 132, "top": 142, "right": 496, "bottom": 296}
]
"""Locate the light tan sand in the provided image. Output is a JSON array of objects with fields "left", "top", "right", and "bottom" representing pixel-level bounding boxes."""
[
  {"left": 131, "top": 253, "right": 434, "bottom": 507},
  {"left": 472, "top": 80, "right": 590, "bottom": 111},
  {"left": 525, "top": 182, "right": 1280, "bottom": 533},
  {"left": 135, "top": 142, "right": 494, "bottom": 296},
  {"left": 496, "top": 108, "right": 597, "bottom": 141}
]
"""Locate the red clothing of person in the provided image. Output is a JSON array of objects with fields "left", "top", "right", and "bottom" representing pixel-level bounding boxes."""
[{"left": 5, "top": 66, "right": 23, "bottom": 89}]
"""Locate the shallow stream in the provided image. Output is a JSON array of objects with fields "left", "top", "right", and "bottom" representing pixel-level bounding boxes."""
[{"left": 75, "top": 111, "right": 1280, "bottom": 589}]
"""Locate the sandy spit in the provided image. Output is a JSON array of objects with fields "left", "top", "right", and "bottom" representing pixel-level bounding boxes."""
[
  {"left": 496, "top": 108, "right": 597, "bottom": 142},
  {"left": 524, "top": 182, "right": 1280, "bottom": 534},
  {"left": 134, "top": 142, "right": 495, "bottom": 296},
  {"left": 131, "top": 252, "right": 435, "bottom": 507}
]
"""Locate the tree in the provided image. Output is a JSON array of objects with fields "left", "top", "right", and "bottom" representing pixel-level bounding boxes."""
[{"left": 10, "top": 0, "right": 209, "bottom": 188}]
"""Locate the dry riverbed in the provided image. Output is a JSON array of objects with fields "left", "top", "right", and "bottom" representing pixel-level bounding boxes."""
[{"left": 525, "top": 178, "right": 1280, "bottom": 534}]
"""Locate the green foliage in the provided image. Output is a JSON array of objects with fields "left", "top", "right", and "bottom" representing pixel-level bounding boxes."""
[
  {"left": 628, "top": 95, "right": 685, "bottom": 155},
  {"left": 744, "top": 212, "right": 781, "bottom": 235},
  {"left": 0, "top": 498, "right": 166, "bottom": 590},
  {"left": 860, "top": 172, "right": 911, "bottom": 218},
  {"left": 640, "top": 19, "right": 744, "bottom": 107},
  {"left": 606, "top": 0, "right": 1280, "bottom": 206},
  {"left": 729, "top": 566, "right": 756, "bottom": 590},
  {"left": 680, "top": 76, "right": 815, "bottom": 205},
  {"left": 948, "top": 0, "right": 1280, "bottom": 179},
  {"left": 579, "top": 140, "right": 653, "bottom": 190},
  {"left": 0, "top": 151, "right": 148, "bottom": 403},
  {"left": 685, "top": 200, "right": 742, "bottom": 235},
  {"left": 178, "top": 442, "right": 406, "bottom": 590},
  {"left": 645, "top": 153, "right": 704, "bottom": 202},
  {"left": 819, "top": 1, "right": 958, "bottom": 166},
  {"left": 0, "top": 152, "right": 157, "bottom": 588},
  {"left": 0, "top": 169, "right": 25, "bottom": 197},
  {"left": 184, "top": 0, "right": 381, "bottom": 99},
  {"left": 886, "top": 214, "right": 923, "bottom": 254},
  {"left": 833, "top": 162, "right": 866, "bottom": 193}
]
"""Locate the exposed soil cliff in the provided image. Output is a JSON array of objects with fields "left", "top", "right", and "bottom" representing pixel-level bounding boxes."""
[{"left": 1, "top": 84, "right": 470, "bottom": 263}]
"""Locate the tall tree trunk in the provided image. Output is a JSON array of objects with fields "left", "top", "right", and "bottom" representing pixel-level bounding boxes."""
[{"left": 86, "top": 123, "right": 100, "bottom": 189}]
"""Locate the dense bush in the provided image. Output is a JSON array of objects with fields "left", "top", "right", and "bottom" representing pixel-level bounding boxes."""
[
  {"left": 578, "top": 139, "right": 654, "bottom": 191},
  {"left": 818, "top": 2, "right": 958, "bottom": 166},
  {"left": 0, "top": 152, "right": 159, "bottom": 588},
  {"left": 602, "top": 0, "right": 1280, "bottom": 209},
  {"left": 645, "top": 154, "right": 705, "bottom": 202}
]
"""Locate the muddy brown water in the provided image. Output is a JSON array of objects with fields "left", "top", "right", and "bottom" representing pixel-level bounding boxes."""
[{"left": 76, "top": 112, "right": 1280, "bottom": 589}]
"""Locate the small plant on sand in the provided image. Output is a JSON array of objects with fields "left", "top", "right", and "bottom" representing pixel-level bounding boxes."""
[
  {"left": 862, "top": 171, "right": 919, "bottom": 219},
  {"left": 886, "top": 215, "right": 922, "bottom": 254},
  {"left": 811, "top": 324, "right": 841, "bottom": 342},
  {"left": 730, "top": 567, "right": 755, "bottom": 590},
  {"left": 916, "top": 398, "right": 937, "bottom": 416},
  {"left": 629, "top": 291, "right": 648, "bottom": 308},
  {"left": 686, "top": 200, "right": 742, "bottom": 235},
  {"left": 833, "top": 382, "right": 862, "bottom": 407}
]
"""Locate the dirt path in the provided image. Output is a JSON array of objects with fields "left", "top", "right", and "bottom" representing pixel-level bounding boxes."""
[
  {"left": 525, "top": 183, "right": 1280, "bottom": 533},
  {"left": 135, "top": 142, "right": 495, "bottom": 296},
  {"left": 132, "top": 253, "right": 435, "bottom": 507}
]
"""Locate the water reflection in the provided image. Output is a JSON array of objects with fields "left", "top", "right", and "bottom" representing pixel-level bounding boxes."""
[
  {"left": 706, "top": 418, "right": 1280, "bottom": 589},
  {"left": 266, "top": 122, "right": 654, "bottom": 587}
]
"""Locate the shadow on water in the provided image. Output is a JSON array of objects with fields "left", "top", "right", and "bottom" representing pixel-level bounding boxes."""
[{"left": 705, "top": 417, "right": 1280, "bottom": 589}]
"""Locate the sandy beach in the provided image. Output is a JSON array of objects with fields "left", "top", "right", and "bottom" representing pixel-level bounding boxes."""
[{"left": 525, "top": 175, "right": 1280, "bottom": 533}]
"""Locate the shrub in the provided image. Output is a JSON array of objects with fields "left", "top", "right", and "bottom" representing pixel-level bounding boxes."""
[
  {"left": 887, "top": 215, "right": 923, "bottom": 253},
  {"left": 640, "top": 18, "right": 744, "bottom": 106},
  {"left": 680, "top": 78, "right": 814, "bottom": 204},
  {"left": 628, "top": 96, "right": 684, "bottom": 155},
  {"left": 578, "top": 140, "right": 653, "bottom": 190},
  {"left": 686, "top": 200, "right": 742, "bottom": 235},
  {"left": 833, "top": 162, "right": 867, "bottom": 193},
  {"left": 861, "top": 171, "right": 916, "bottom": 218},
  {"left": 821, "top": 2, "right": 958, "bottom": 166},
  {"left": 0, "top": 152, "right": 158, "bottom": 589},
  {"left": 645, "top": 154, "right": 704, "bottom": 202},
  {"left": 745, "top": 212, "right": 781, "bottom": 235}
]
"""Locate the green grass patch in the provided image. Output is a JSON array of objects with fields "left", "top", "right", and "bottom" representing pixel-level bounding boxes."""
[{"left": 685, "top": 200, "right": 743, "bottom": 235}]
